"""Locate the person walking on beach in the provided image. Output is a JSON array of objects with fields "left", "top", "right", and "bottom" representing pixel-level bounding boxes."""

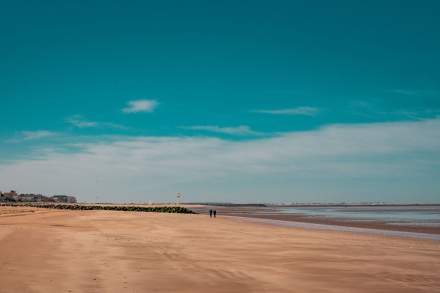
[
  {"left": 209, "top": 209, "right": 213, "bottom": 218},
  {"left": 213, "top": 210, "right": 217, "bottom": 218}
]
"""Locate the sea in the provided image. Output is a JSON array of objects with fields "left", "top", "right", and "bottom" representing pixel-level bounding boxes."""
[{"left": 279, "top": 205, "right": 440, "bottom": 227}]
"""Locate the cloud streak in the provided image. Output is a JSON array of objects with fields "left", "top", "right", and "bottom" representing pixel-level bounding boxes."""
[
  {"left": 253, "top": 106, "right": 319, "bottom": 116},
  {"left": 66, "top": 115, "right": 127, "bottom": 130},
  {"left": 182, "top": 125, "right": 261, "bottom": 136},
  {"left": 20, "top": 130, "right": 58, "bottom": 140},
  {"left": 350, "top": 101, "right": 440, "bottom": 120},
  {"left": 122, "top": 100, "right": 158, "bottom": 113},
  {"left": 66, "top": 116, "right": 98, "bottom": 128},
  {"left": 388, "top": 89, "right": 440, "bottom": 96}
]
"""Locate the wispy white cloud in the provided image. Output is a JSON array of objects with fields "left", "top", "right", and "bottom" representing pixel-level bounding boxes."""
[
  {"left": 20, "top": 130, "right": 58, "bottom": 140},
  {"left": 253, "top": 106, "right": 319, "bottom": 116},
  {"left": 388, "top": 89, "right": 419, "bottom": 96},
  {"left": 388, "top": 89, "right": 439, "bottom": 96},
  {"left": 350, "top": 101, "right": 440, "bottom": 120},
  {"left": 66, "top": 115, "right": 98, "bottom": 128},
  {"left": 122, "top": 99, "right": 158, "bottom": 113},
  {"left": 387, "top": 109, "right": 440, "bottom": 120},
  {"left": 182, "top": 125, "right": 261, "bottom": 136},
  {"left": 1, "top": 118, "right": 440, "bottom": 203},
  {"left": 66, "top": 115, "right": 127, "bottom": 130}
]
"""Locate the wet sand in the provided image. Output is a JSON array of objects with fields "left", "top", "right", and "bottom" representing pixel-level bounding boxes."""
[
  {"left": 0, "top": 206, "right": 439, "bottom": 292},
  {"left": 191, "top": 205, "right": 440, "bottom": 235}
]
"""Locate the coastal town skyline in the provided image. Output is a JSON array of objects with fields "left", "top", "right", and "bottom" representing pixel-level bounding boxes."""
[{"left": 0, "top": 189, "right": 77, "bottom": 203}]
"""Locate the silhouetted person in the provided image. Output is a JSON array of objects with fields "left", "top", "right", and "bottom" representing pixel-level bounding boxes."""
[
  {"left": 209, "top": 209, "right": 213, "bottom": 218},
  {"left": 213, "top": 210, "right": 217, "bottom": 218}
]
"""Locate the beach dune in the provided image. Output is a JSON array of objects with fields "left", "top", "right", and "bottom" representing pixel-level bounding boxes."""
[{"left": 0, "top": 206, "right": 439, "bottom": 292}]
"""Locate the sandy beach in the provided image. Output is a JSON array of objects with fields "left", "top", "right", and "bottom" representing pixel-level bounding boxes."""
[{"left": 0, "top": 206, "right": 439, "bottom": 292}]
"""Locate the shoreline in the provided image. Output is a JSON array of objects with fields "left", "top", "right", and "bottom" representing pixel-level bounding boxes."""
[
  {"left": 238, "top": 213, "right": 440, "bottom": 235},
  {"left": 225, "top": 215, "right": 440, "bottom": 241},
  {"left": 191, "top": 205, "right": 440, "bottom": 236}
]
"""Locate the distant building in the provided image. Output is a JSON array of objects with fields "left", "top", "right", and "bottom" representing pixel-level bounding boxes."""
[
  {"left": 3, "top": 190, "right": 17, "bottom": 197},
  {"left": 17, "top": 194, "right": 42, "bottom": 202},
  {"left": 1, "top": 191, "right": 5, "bottom": 201},
  {"left": 52, "top": 195, "right": 77, "bottom": 203},
  {"left": 17, "top": 194, "right": 54, "bottom": 202},
  {"left": 1, "top": 190, "right": 18, "bottom": 201}
]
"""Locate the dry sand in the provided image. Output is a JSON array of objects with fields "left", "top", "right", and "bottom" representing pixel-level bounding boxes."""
[{"left": 0, "top": 206, "right": 439, "bottom": 293}]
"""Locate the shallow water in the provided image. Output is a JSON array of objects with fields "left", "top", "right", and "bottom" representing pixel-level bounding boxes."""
[
  {"left": 279, "top": 206, "right": 440, "bottom": 227},
  {"left": 228, "top": 216, "right": 440, "bottom": 241}
]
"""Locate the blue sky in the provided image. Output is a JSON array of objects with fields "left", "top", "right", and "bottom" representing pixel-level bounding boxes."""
[{"left": 1, "top": 0, "right": 440, "bottom": 203}]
